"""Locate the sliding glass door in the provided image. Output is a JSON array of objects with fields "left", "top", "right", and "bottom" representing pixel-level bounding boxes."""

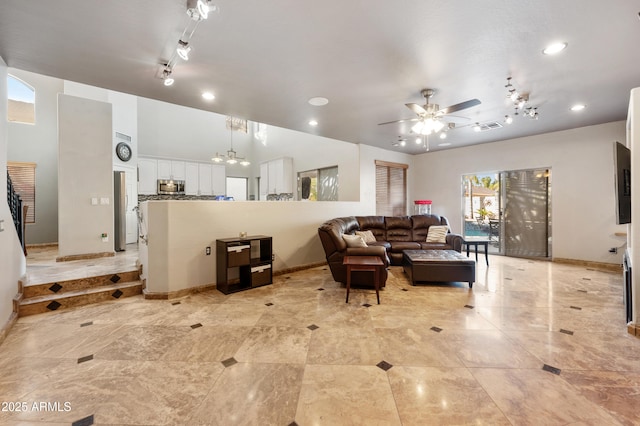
[
  {"left": 500, "top": 168, "right": 551, "bottom": 259},
  {"left": 462, "top": 168, "right": 551, "bottom": 259}
]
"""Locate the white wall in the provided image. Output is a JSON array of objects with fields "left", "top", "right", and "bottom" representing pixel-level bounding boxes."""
[
  {"left": 411, "top": 121, "right": 627, "bottom": 264},
  {"left": 139, "top": 200, "right": 371, "bottom": 294},
  {"left": 57, "top": 94, "right": 114, "bottom": 257},
  {"left": 0, "top": 57, "right": 27, "bottom": 335},
  {"left": 7, "top": 68, "right": 63, "bottom": 244}
]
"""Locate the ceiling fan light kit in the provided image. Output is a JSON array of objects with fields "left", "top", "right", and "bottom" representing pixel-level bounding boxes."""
[{"left": 380, "top": 88, "right": 481, "bottom": 149}]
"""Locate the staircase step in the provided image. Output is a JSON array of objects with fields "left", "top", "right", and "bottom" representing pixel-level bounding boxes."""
[
  {"left": 19, "top": 281, "right": 143, "bottom": 317},
  {"left": 23, "top": 270, "right": 139, "bottom": 298}
]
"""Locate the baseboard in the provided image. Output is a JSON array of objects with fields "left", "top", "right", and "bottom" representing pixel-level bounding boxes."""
[
  {"left": 143, "top": 283, "right": 217, "bottom": 300},
  {"left": 553, "top": 257, "right": 622, "bottom": 273},
  {"left": 141, "top": 262, "right": 327, "bottom": 300},
  {"left": 0, "top": 311, "right": 18, "bottom": 346},
  {"left": 628, "top": 323, "right": 640, "bottom": 338},
  {"left": 26, "top": 242, "right": 58, "bottom": 248},
  {"left": 56, "top": 251, "right": 115, "bottom": 262},
  {"left": 273, "top": 261, "right": 327, "bottom": 276}
]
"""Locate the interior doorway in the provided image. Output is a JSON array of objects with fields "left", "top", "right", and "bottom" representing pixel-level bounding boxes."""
[
  {"left": 462, "top": 168, "right": 552, "bottom": 259},
  {"left": 226, "top": 177, "right": 247, "bottom": 201}
]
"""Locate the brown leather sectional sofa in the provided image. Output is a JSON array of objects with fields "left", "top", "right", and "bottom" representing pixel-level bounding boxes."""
[{"left": 318, "top": 214, "right": 463, "bottom": 286}]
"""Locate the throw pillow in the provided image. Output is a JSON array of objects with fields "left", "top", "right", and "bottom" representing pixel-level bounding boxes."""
[
  {"left": 343, "top": 234, "right": 368, "bottom": 248},
  {"left": 355, "top": 230, "right": 376, "bottom": 243},
  {"left": 426, "top": 225, "right": 449, "bottom": 243}
]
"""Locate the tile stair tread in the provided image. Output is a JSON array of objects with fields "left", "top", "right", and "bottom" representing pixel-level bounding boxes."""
[
  {"left": 20, "top": 280, "right": 142, "bottom": 305},
  {"left": 24, "top": 269, "right": 140, "bottom": 287}
]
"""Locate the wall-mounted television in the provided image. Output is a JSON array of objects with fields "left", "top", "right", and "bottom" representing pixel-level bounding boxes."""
[{"left": 614, "top": 141, "right": 631, "bottom": 224}]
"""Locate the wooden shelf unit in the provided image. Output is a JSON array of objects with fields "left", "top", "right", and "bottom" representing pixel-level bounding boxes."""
[{"left": 216, "top": 235, "right": 273, "bottom": 294}]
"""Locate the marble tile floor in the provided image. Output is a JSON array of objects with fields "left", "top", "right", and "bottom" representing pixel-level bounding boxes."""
[
  {"left": 24, "top": 244, "right": 140, "bottom": 285},
  {"left": 2, "top": 253, "right": 640, "bottom": 425}
]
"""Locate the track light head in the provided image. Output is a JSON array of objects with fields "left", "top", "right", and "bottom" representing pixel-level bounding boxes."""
[{"left": 177, "top": 40, "right": 191, "bottom": 61}]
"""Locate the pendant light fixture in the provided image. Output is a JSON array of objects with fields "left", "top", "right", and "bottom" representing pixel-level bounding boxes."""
[{"left": 212, "top": 118, "right": 250, "bottom": 166}]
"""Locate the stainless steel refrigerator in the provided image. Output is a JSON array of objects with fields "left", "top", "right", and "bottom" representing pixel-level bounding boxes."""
[{"left": 114, "top": 171, "right": 126, "bottom": 252}]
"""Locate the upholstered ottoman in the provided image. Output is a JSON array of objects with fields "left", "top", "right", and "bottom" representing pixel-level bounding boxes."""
[{"left": 403, "top": 249, "right": 475, "bottom": 288}]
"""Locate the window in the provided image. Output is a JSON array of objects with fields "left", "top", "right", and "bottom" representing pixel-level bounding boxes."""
[
  {"left": 297, "top": 166, "right": 338, "bottom": 201},
  {"left": 7, "top": 162, "right": 36, "bottom": 223},
  {"left": 375, "top": 160, "right": 407, "bottom": 216},
  {"left": 7, "top": 75, "right": 35, "bottom": 124}
]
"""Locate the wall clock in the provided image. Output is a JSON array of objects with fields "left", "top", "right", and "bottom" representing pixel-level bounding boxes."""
[{"left": 116, "top": 142, "right": 132, "bottom": 162}]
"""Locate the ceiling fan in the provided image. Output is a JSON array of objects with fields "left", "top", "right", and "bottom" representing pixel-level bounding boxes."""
[{"left": 379, "top": 89, "right": 481, "bottom": 136}]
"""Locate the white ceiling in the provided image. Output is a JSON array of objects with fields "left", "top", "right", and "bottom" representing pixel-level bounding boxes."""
[{"left": 1, "top": 0, "right": 639, "bottom": 154}]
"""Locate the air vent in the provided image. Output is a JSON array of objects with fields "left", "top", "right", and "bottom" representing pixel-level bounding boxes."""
[{"left": 479, "top": 121, "right": 503, "bottom": 131}]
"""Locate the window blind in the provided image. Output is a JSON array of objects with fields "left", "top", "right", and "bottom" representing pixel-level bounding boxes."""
[
  {"left": 7, "top": 161, "right": 36, "bottom": 223},
  {"left": 375, "top": 160, "right": 407, "bottom": 216}
]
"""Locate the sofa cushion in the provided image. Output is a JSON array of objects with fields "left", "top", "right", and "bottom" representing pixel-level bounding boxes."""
[
  {"left": 426, "top": 225, "right": 449, "bottom": 243},
  {"left": 385, "top": 216, "right": 413, "bottom": 241},
  {"left": 412, "top": 214, "right": 449, "bottom": 241},
  {"left": 355, "top": 230, "right": 376, "bottom": 243},
  {"left": 356, "top": 216, "right": 386, "bottom": 240},
  {"left": 420, "top": 242, "right": 451, "bottom": 250},
  {"left": 343, "top": 234, "right": 367, "bottom": 247},
  {"left": 389, "top": 241, "right": 421, "bottom": 252}
]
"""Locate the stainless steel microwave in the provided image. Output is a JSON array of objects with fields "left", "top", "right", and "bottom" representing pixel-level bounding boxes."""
[{"left": 157, "top": 179, "right": 185, "bottom": 195}]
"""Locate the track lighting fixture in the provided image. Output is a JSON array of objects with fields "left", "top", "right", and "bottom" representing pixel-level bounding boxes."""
[
  {"left": 186, "top": 0, "right": 216, "bottom": 20},
  {"left": 504, "top": 77, "right": 539, "bottom": 123},
  {"left": 157, "top": 1, "right": 219, "bottom": 86},
  {"left": 162, "top": 67, "right": 174, "bottom": 86},
  {"left": 176, "top": 40, "right": 191, "bottom": 61},
  {"left": 523, "top": 107, "right": 539, "bottom": 120}
]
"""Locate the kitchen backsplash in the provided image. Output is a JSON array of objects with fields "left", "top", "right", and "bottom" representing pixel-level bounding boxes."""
[{"left": 138, "top": 194, "right": 223, "bottom": 202}]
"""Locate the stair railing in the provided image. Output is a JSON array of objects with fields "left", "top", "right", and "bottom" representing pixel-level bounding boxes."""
[{"left": 6, "top": 170, "right": 26, "bottom": 254}]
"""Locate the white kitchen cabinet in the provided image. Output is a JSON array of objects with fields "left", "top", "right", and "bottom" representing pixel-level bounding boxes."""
[
  {"left": 185, "top": 162, "right": 199, "bottom": 195},
  {"left": 157, "top": 159, "right": 185, "bottom": 180},
  {"left": 198, "top": 164, "right": 213, "bottom": 195},
  {"left": 212, "top": 164, "right": 226, "bottom": 195},
  {"left": 260, "top": 157, "right": 293, "bottom": 198},
  {"left": 259, "top": 162, "right": 269, "bottom": 200},
  {"left": 137, "top": 158, "right": 157, "bottom": 195}
]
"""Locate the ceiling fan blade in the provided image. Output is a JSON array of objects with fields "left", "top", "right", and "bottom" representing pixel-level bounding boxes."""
[
  {"left": 378, "top": 117, "right": 419, "bottom": 126},
  {"left": 405, "top": 103, "right": 427, "bottom": 115},
  {"left": 438, "top": 98, "right": 481, "bottom": 115}
]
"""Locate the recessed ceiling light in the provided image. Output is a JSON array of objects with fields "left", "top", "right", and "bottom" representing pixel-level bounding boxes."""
[
  {"left": 308, "top": 120, "right": 318, "bottom": 126},
  {"left": 202, "top": 92, "right": 215, "bottom": 100},
  {"left": 543, "top": 42, "right": 568, "bottom": 55},
  {"left": 570, "top": 104, "right": 586, "bottom": 111},
  {"left": 308, "top": 97, "right": 329, "bottom": 106}
]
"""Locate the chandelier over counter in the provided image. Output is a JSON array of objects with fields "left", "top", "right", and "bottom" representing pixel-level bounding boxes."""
[{"left": 212, "top": 117, "right": 250, "bottom": 166}]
